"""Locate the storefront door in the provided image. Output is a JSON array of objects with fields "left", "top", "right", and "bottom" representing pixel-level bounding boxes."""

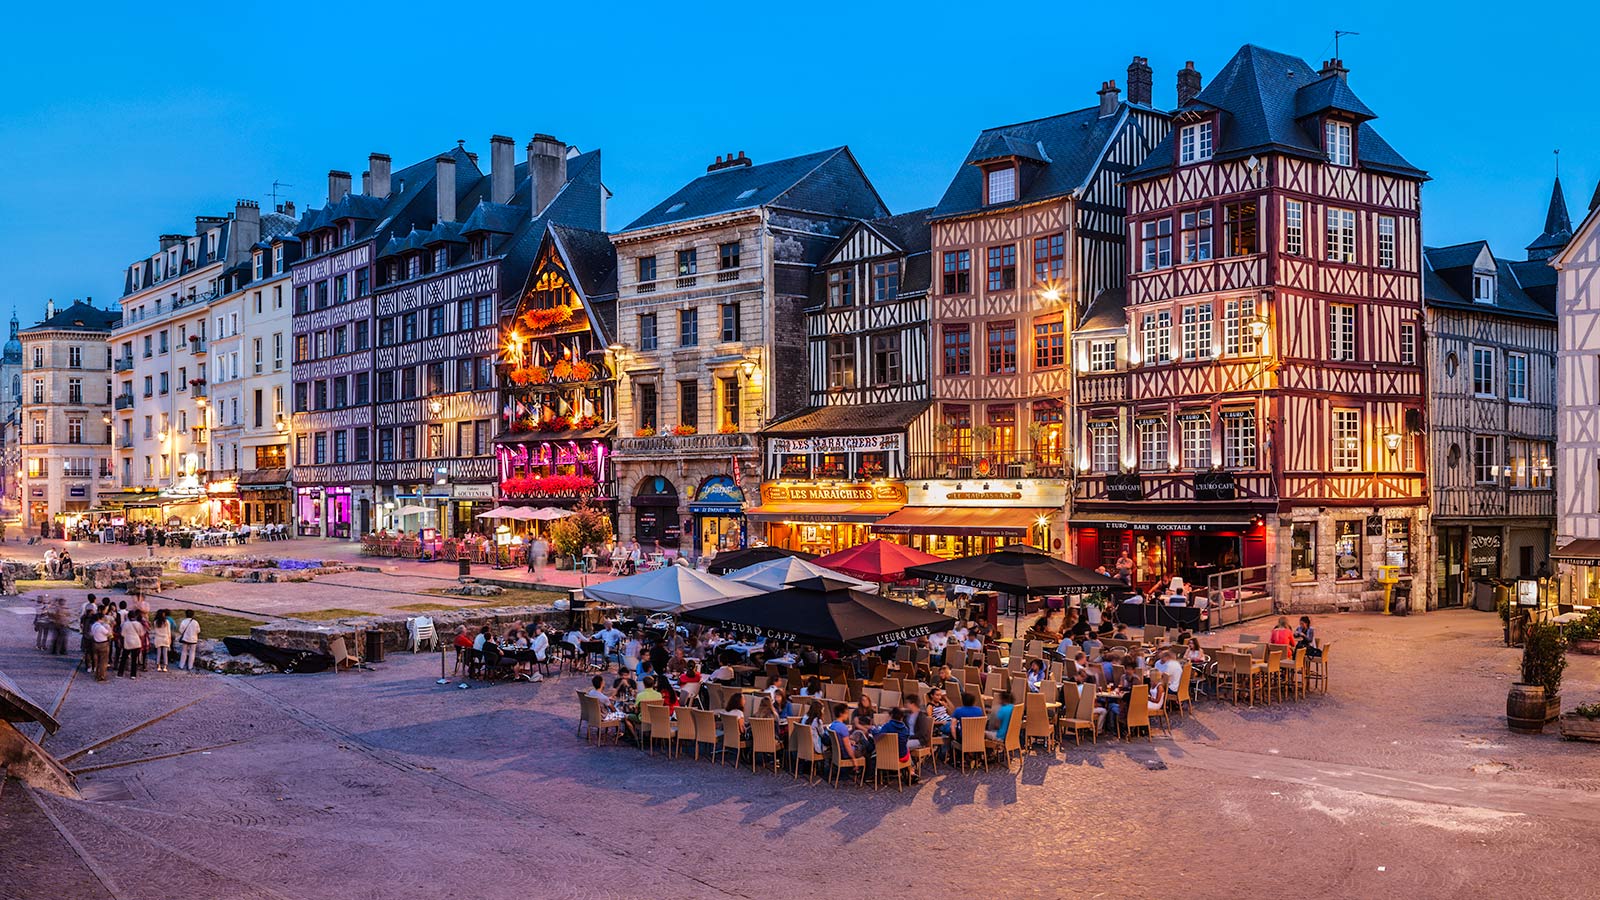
[{"left": 1436, "top": 526, "right": 1467, "bottom": 608}]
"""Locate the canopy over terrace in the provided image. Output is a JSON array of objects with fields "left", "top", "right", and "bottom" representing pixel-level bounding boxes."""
[
  {"left": 903, "top": 545, "right": 1127, "bottom": 596},
  {"left": 814, "top": 539, "right": 943, "bottom": 583},
  {"left": 683, "top": 576, "right": 955, "bottom": 650},
  {"left": 705, "top": 545, "right": 816, "bottom": 575},
  {"left": 582, "top": 566, "right": 760, "bottom": 615},
  {"left": 725, "top": 557, "right": 876, "bottom": 592}
]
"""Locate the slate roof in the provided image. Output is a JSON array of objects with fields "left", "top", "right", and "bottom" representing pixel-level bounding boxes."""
[
  {"left": 1526, "top": 177, "right": 1574, "bottom": 258},
  {"left": 22, "top": 300, "right": 121, "bottom": 334},
  {"left": 932, "top": 106, "right": 1127, "bottom": 220},
  {"left": 620, "top": 147, "right": 886, "bottom": 232},
  {"left": 461, "top": 201, "right": 524, "bottom": 235},
  {"left": 807, "top": 209, "right": 933, "bottom": 310},
  {"left": 761, "top": 399, "right": 932, "bottom": 436},
  {"left": 1128, "top": 44, "right": 1423, "bottom": 182},
  {"left": 1423, "top": 242, "right": 1553, "bottom": 322},
  {"left": 1078, "top": 287, "right": 1128, "bottom": 332},
  {"left": 1508, "top": 258, "right": 1558, "bottom": 312},
  {"left": 549, "top": 223, "right": 619, "bottom": 346}
]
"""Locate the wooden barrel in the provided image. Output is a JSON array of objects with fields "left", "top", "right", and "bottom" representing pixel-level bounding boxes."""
[{"left": 1506, "top": 683, "right": 1547, "bottom": 733}]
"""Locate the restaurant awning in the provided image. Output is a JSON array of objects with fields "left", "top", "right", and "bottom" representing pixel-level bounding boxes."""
[
  {"left": 744, "top": 501, "right": 902, "bottom": 524},
  {"left": 872, "top": 506, "right": 1052, "bottom": 537},
  {"left": 1552, "top": 538, "right": 1600, "bottom": 567}
]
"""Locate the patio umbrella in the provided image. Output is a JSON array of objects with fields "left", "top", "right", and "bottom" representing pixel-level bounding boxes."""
[
  {"left": 904, "top": 546, "right": 1128, "bottom": 637},
  {"left": 523, "top": 507, "right": 575, "bottom": 521},
  {"left": 474, "top": 506, "right": 517, "bottom": 519},
  {"left": 682, "top": 576, "right": 955, "bottom": 650},
  {"left": 725, "top": 557, "right": 876, "bottom": 592},
  {"left": 582, "top": 566, "right": 761, "bottom": 615},
  {"left": 396, "top": 505, "right": 433, "bottom": 517},
  {"left": 814, "top": 539, "right": 943, "bottom": 583},
  {"left": 705, "top": 545, "right": 816, "bottom": 575}
]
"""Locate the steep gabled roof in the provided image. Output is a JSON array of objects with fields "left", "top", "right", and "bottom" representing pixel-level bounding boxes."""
[
  {"left": 620, "top": 147, "right": 886, "bottom": 232},
  {"left": 1526, "top": 177, "right": 1574, "bottom": 259},
  {"left": 1078, "top": 287, "right": 1128, "bottom": 332},
  {"left": 932, "top": 106, "right": 1128, "bottom": 219},
  {"left": 762, "top": 400, "right": 932, "bottom": 437},
  {"left": 807, "top": 209, "right": 933, "bottom": 310},
  {"left": 1423, "top": 242, "right": 1552, "bottom": 322},
  {"left": 1129, "top": 44, "right": 1423, "bottom": 182}
]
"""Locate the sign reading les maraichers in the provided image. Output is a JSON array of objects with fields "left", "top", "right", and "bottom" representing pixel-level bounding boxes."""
[
  {"left": 768, "top": 433, "right": 903, "bottom": 455},
  {"left": 292, "top": 245, "right": 371, "bottom": 287},
  {"left": 760, "top": 482, "right": 908, "bottom": 504}
]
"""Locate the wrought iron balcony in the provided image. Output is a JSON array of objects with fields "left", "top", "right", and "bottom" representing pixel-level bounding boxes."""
[{"left": 114, "top": 394, "right": 135, "bottom": 410}]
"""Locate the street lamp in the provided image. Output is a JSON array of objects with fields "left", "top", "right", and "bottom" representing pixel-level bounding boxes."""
[{"left": 1383, "top": 431, "right": 1402, "bottom": 453}]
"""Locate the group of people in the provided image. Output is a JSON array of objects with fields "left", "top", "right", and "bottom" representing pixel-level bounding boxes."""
[
  {"left": 42, "top": 547, "right": 75, "bottom": 579},
  {"left": 453, "top": 619, "right": 556, "bottom": 682},
  {"left": 31, "top": 592, "right": 203, "bottom": 681}
]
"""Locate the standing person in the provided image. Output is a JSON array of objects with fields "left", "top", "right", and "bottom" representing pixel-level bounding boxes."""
[
  {"left": 48, "top": 597, "right": 71, "bottom": 655},
  {"left": 532, "top": 534, "right": 549, "bottom": 576},
  {"left": 145, "top": 527, "right": 155, "bottom": 557},
  {"left": 118, "top": 610, "right": 147, "bottom": 678},
  {"left": 33, "top": 596, "right": 49, "bottom": 650},
  {"left": 177, "top": 610, "right": 201, "bottom": 671},
  {"left": 149, "top": 609, "right": 174, "bottom": 672},
  {"left": 89, "top": 613, "right": 113, "bottom": 682}
]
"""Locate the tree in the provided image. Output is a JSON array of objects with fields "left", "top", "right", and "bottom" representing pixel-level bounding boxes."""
[{"left": 548, "top": 501, "right": 613, "bottom": 562}]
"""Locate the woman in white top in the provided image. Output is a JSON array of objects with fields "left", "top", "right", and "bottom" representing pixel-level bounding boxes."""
[
  {"left": 148, "top": 609, "right": 174, "bottom": 672},
  {"left": 176, "top": 610, "right": 201, "bottom": 671}
]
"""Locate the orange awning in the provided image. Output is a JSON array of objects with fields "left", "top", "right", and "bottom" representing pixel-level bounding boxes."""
[
  {"left": 871, "top": 507, "right": 1052, "bottom": 538},
  {"left": 744, "top": 502, "right": 902, "bottom": 524}
]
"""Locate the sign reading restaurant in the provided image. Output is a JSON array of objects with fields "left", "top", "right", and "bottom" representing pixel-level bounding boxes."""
[{"left": 292, "top": 245, "right": 371, "bottom": 287}]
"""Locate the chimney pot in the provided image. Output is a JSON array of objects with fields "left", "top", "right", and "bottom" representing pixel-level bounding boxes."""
[
  {"left": 1097, "top": 78, "right": 1121, "bottom": 117},
  {"left": 1177, "top": 62, "right": 1203, "bottom": 107},
  {"left": 1318, "top": 57, "right": 1350, "bottom": 81},
  {"left": 1126, "top": 55, "right": 1154, "bottom": 106},
  {"left": 368, "top": 153, "right": 392, "bottom": 198}
]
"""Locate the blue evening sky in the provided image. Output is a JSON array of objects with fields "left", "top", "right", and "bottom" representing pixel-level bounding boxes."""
[{"left": 3, "top": 1, "right": 1595, "bottom": 324}]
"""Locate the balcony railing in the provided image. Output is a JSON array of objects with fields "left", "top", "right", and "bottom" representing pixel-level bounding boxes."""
[
  {"left": 906, "top": 449, "right": 1066, "bottom": 481},
  {"left": 615, "top": 432, "right": 755, "bottom": 457},
  {"left": 114, "top": 394, "right": 135, "bottom": 410},
  {"left": 114, "top": 356, "right": 134, "bottom": 373},
  {"left": 189, "top": 338, "right": 208, "bottom": 354}
]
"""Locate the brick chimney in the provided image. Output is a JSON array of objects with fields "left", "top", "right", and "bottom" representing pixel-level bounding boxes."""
[
  {"left": 1177, "top": 61, "right": 1202, "bottom": 107},
  {"left": 327, "top": 170, "right": 352, "bottom": 204},
  {"left": 490, "top": 135, "right": 515, "bottom": 204},
  {"left": 368, "top": 153, "right": 391, "bottom": 198},
  {"left": 233, "top": 200, "right": 261, "bottom": 267},
  {"left": 707, "top": 150, "right": 754, "bottom": 173},
  {"left": 1126, "top": 56, "right": 1153, "bottom": 107},
  {"left": 435, "top": 155, "right": 457, "bottom": 223},
  {"left": 1098, "top": 79, "right": 1121, "bottom": 117},
  {"left": 529, "top": 134, "right": 567, "bottom": 216},
  {"left": 1319, "top": 58, "right": 1349, "bottom": 81},
  {"left": 276, "top": 201, "right": 296, "bottom": 218}
]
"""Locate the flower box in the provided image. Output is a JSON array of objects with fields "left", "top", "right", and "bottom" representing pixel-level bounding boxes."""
[{"left": 1560, "top": 712, "right": 1600, "bottom": 742}]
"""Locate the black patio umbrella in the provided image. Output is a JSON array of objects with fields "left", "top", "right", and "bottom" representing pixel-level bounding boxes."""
[
  {"left": 682, "top": 576, "right": 955, "bottom": 650},
  {"left": 705, "top": 545, "right": 817, "bottom": 575},
  {"left": 903, "top": 545, "right": 1127, "bottom": 596}
]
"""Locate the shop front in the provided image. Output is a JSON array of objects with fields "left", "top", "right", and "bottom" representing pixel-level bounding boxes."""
[
  {"left": 1071, "top": 517, "right": 1267, "bottom": 591},
  {"left": 1552, "top": 539, "right": 1600, "bottom": 612},
  {"left": 631, "top": 476, "right": 680, "bottom": 548},
  {"left": 689, "top": 476, "right": 747, "bottom": 557},
  {"left": 297, "top": 485, "right": 355, "bottom": 538},
  {"left": 871, "top": 481, "right": 1063, "bottom": 559},
  {"left": 206, "top": 478, "right": 242, "bottom": 526},
  {"left": 240, "top": 468, "right": 290, "bottom": 525},
  {"left": 296, "top": 487, "right": 323, "bottom": 536},
  {"left": 450, "top": 483, "right": 497, "bottom": 537},
  {"left": 747, "top": 481, "right": 907, "bottom": 556}
]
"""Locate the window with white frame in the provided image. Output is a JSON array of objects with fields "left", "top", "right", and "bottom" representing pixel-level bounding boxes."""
[
  {"left": 1089, "top": 340, "right": 1116, "bottom": 372},
  {"left": 1332, "top": 407, "right": 1361, "bottom": 470},
  {"left": 1224, "top": 296, "right": 1257, "bottom": 356},
  {"left": 1507, "top": 352, "right": 1528, "bottom": 401},
  {"left": 1222, "top": 408, "right": 1256, "bottom": 469},
  {"left": 1089, "top": 422, "right": 1119, "bottom": 473},
  {"left": 1377, "top": 215, "right": 1396, "bottom": 268},
  {"left": 1179, "top": 414, "right": 1211, "bottom": 469},
  {"left": 1473, "top": 435, "right": 1498, "bottom": 484},
  {"left": 1472, "top": 347, "right": 1495, "bottom": 396},
  {"left": 1179, "top": 122, "right": 1214, "bottom": 164},
  {"left": 1530, "top": 441, "right": 1552, "bottom": 489},
  {"left": 1508, "top": 439, "right": 1532, "bottom": 488},
  {"left": 1325, "top": 120, "right": 1353, "bottom": 166},
  {"left": 1140, "top": 218, "right": 1172, "bottom": 271},
  {"left": 1180, "top": 209, "right": 1212, "bottom": 263},
  {"left": 1400, "top": 323, "right": 1416, "bottom": 366},
  {"left": 1473, "top": 273, "right": 1496, "bottom": 304},
  {"left": 986, "top": 167, "right": 1017, "bottom": 204},
  {"left": 1141, "top": 311, "right": 1171, "bottom": 363},
  {"left": 1180, "top": 303, "right": 1214, "bottom": 360},
  {"left": 1329, "top": 304, "right": 1356, "bottom": 361},
  {"left": 1138, "top": 417, "right": 1168, "bottom": 471},
  {"left": 1325, "top": 208, "right": 1356, "bottom": 262},
  {"left": 1284, "top": 199, "right": 1304, "bottom": 256}
]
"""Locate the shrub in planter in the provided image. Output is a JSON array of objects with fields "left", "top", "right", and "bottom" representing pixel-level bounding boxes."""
[
  {"left": 1565, "top": 609, "right": 1600, "bottom": 654},
  {"left": 1560, "top": 700, "right": 1600, "bottom": 742},
  {"left": 1508, "top": 623, "right": 1566, "bottom": 732}
]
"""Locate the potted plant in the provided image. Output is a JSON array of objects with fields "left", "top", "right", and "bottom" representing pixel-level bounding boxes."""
[
  {"left": 933, "top": 423, "right": 955, "bottom": 477},
  {"left": 1564, "top": 609, "right": 1600, "bottom": 655},
  {"left": 549, "top": 501, "right": 613, "bottom": 571},
  {"left": 1507, "top": 622, "right": 1566, "bottom": 733},
  {"left": 1560, "top": 700, "right": 1600, "bottom": 742}
]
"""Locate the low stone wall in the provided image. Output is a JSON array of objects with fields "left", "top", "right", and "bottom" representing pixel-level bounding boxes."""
[
  {"left": 250, "top": 603, "right": 561, "bottom": 656},
  {"left": 79, "top": 560, "right": 166, "bottom": 594}
]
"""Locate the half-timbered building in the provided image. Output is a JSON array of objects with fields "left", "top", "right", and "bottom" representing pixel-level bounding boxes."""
[
  {"left": 1423, "top": 207, "right": 1560, "bottom": 607},
  {"left": 1072, "top": 46, "right": 1429, "bottom": 612},
  {"left": 921, "top": 58, "right": 1168, "bottom": 559},
  {"left": 610, "top": 149, "right": 887, "bottom": 558},
  {"left": 1551, "top": 178, "right": 1600, "bottom": 607},
  {"left": 497, "top": 224, "right": 618, "bottom": 523},
  {"left": 752, "top": 210, "right": 933, "bottom": 555}
]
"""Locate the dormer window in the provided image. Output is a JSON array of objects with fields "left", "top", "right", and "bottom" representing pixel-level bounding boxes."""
[
  {"left": 1324, "top": 120, "right": 1353, "bottom": 167},
  {"left": 253, "top": 252, "right": 265, "bottom": 280},
  {"left": 986, "top": 166, "right": 1017, "bottom": 204},
  {"left": 1473, "top": 273, "right": 1496, "bottom": 304},
  {"left": 434, "top": 248, "right": 449, "bottom": 272},
  {"left": 1178, "top": 122, "right": 1213, "bottom": 164},
  {"left": 273, "top": 245, "right": 284, "bottom": 272}
]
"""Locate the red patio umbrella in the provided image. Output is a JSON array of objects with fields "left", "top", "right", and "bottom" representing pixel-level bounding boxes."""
[{"left": 814, "top": 539, "right": 944, "bottom": 583}]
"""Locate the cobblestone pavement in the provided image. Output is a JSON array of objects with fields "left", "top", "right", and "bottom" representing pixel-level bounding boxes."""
[{"left": 3, "top": 598, "right": 1599, "bottom": 900}]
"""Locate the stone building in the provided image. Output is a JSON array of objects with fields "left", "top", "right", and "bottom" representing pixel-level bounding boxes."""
[
  {"left": 19, "top": 300, "right": 121, "bottom": 531},
  {"left": 609, "top": 148, "right": 887, "bottom": 554}
]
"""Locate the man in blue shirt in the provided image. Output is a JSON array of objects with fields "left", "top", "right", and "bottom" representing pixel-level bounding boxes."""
[
  {"left": 948, "top": 692, "right": 986, "bottom": 762},
  {"left": 872, "top": 708, "right": 912, "bottom": 764}
]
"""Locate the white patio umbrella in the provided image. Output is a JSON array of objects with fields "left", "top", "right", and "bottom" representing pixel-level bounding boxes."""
[
  {"left": 474, "top": 506, "right": 517, "bottom": 519},
  {"left": 396, "top": 505, "right": 434, "bottom": 517},
  {"left": 583, "top": 566, "right": 761, "bottom": 615},
  {"left": 725, "top": 557, "right": 877, "bottom": 593},
  {"left": 524, "top": 507, "right": 576, "bottom": 521}
]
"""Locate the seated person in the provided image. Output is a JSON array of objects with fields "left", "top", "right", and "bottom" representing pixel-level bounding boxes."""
[
  {"left": 949, "top": 692, "right": 986, "bottom": 750},
  {"left": 871, "top": 708, "right": 913, "bottom": 769},
  {"left": 708, "top": 660, "right": 738, "bottom": 685},
  {"left": 720, "top": 693, "right": 747, "bottom": 738},
  {"left": 927, "top": 689, "right": 953, "bottom": 735},
  {"left": 985, "top": 690, "right": 1017, "bottom": 744},
  {"left": 826, "top": 706, "right": 854, "bottom": 757},
  {"left": 1025, "top": 659, "right": 1049, "bottom": 692},
  {"left": 1268, "top": 616, "right": 1297, "bottom": 654},
  {"left": 584, "top": 675, "right": 616, "bottom": 716}
]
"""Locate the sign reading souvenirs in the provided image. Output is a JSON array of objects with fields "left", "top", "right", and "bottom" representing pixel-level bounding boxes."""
[
  {"left": 1104, "top": 473, "right": 1144, "bottom": 501},
  {"left": 1193, "top": 471, "right": 1237, "bottom": 501},
  {"left": 767, "top": 433, "right": 903, "bottom": 455},
  {"left": 292, "top": 245, "right": 371, "bottom": 287},
  {"left": 375, "top": 264, "right": 498, "bottom": 316}
]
